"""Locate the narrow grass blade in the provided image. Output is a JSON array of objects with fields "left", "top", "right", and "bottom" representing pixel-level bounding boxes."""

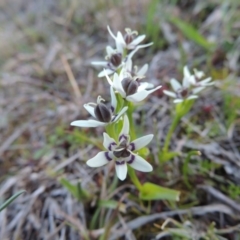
[
  {"left": 169, "top": 17, "right": 215, "bottom": 51},
  {"left": 0, "top": 190, "right": 25, "bottom": 212}
]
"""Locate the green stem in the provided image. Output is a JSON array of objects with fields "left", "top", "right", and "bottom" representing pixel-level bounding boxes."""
[
  {"left": 163, "top": 100, "right": 195, "bottom": 153},
  {"left": 126, "top": 101, "right": 136, "bottom": 139},
  {"left": 128, "top": 166, "right": 142, "bottom": 191},
  {"left": 105, "top": 123, "right": 116, "bottom": 140},
  {"left": 124, "top": 101, "right": 142, "bottom": 190},
  {"left": 163, "top": 114, "right": 181, "bottom": 153}
]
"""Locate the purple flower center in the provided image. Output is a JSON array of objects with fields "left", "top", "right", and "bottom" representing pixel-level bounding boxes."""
[{"left": 94, "top": 103, "right": 112, "bottom": 122}]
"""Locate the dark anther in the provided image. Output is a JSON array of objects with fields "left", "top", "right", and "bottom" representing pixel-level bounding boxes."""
[
  {"left": 180, "top": 89, "right": 188, "bottom": 98},
  {"left": 113, "top": 149, "right": 130, "bottom": 158},
  {"left": 124, "top": 34, "right": 133, "bottom": 44},
  {"left": 122, "top": 78, "right": 138, "bottom": 96},
  {"left": 110, "top": 53, "right": 122, "bottom": 67},
  {"left": 94, "top": 103, "right": 112, "bottom": 122}
]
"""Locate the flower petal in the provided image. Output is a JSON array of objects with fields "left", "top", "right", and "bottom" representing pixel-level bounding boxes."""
[
  {"left": 183, "top": 75, "right": 194, "bottom": 87},
  {"left": 125, "top": 58, "right": 133, "bottom": 72},
  {"left": 198, "top": 77, "right": 212, "bottom": 85},
  {"left": 99, "top": 68, "right": 114, "bottom": 78},
  {"left": 138, "top": 82, "right": 148, "bottom": 91},
  {"left": 135, "top": 42, "right": 153, "bottom": 49},
  {"left": 126, "top": 86, "right": 161, "bottom": 103},
  {"left": 103, "top": 132, "right": 117, "bottom": 150},
  {"left": 110, "top": 86, "right": 117, "bottom": 111},
  {"left": 119, "top": 115, "right": 129, "bottom": 137},
  {"left": 183, "top": 65, "right": 191, "bottom": 78},
  {"left": 163, "top": 90, "right": 177, "bottom": 98},
  {"left": 116, "top": 32, "right": 125, "bottom": 53},
  {"left": 183, "top": 66, "right": 194, "bottom": 87},
  {"left": 128, "top": 153, "right": 153, "bottom": 172},
  {"left": 128, "top": 35, "right": 145, "bottom": 48},
  {"left": 192, "top": 87, "right": 205, "bottom": 94},
  {"left": 193, "top": 68, "right": 205, "bottom": 79},
  {"left": 116, "top": 32, "right": 125, "bottom": 45},
  {"left": 170, "top": 78, "right": 181, "bottom": 92},
  {"left": 91, "top": 61, "right": 108, "bottom": 66},
  {"left": 127, "top": 48, "right": 139, "bottom": 61},
  {"left": 115, "top": 161, "right": 127, "bottom": 181},
  {"left": 112, "top": 73, "right": 126, "bottom": 97},
  {"left": 173, "top": 99, "right": 183, "bottom": 103},
  {"left": 84, "top": 104, "right": 96, "bottom": 118},
  {"left": 106, "top": 46, "right": 115, "bottom": 56},
  {"left": 107, "top": 26, "right": 117, "bottom": 40},
  {"left": 187, "top": 95, "right": 198, "bottom": 100},
  {"left": 104, "top": 69, "right": 114, "bottom": 85},
  {"left": 112, "top": 106, "right": 128, "bottom": 122},
  {"left": 137, "top": 64, "right": 148, "bottom": 76},
  {"left": 70, "top": 119, "right": 106, "bottom": 128},
  {"left": 127, "top": 44, "right": 153, "bottom": 60},
  {"left": 130, "top": 134, "right": 154, "bottom": 151},
  {"left": 87, "top": 151, "right": 112, "bottom": 167}
]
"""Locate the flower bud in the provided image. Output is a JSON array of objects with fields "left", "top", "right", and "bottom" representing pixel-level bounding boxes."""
[
  {"left": 122, "top": 78, "right": 138, "bottom": 96},
  {"left": 124, "top": 34, "right": 133, "bottom": 44},
  {"left": 94, "top": 103, "right": 112, "bottom": 122},
  {"left": 110, "top": 53, "right": 122, "bottom": 67}
]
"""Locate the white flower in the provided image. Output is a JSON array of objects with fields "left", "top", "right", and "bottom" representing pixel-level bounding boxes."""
[
  {"left": 92, "top": 46, "right": 123, "bottom": 77},
  {"left": 86, "top": 115, "right": 153, "bottom": 180},
  {"left": 105, "top": 70, "right": 161, "bottom": 103},
  {"left": 71, "top": 87, "right": 127, "bottom": 128},
  {"left": 107, "top": 26, "right": 153, "bottom": 53},
  {"left": 163, "top": 78, "right": 198, "bottom": 103},
  {"left": 123, "top": 59, "right": 154, "bottom": 90},
  {"left": 92, "top": 46, "right": 148, "bottom": 78},
  {"left": 183, "top": 66, "right": 213, "bottom": 93},
  {"left": 92, "top": 26, "right": 153, "bottom": 78},
  {"left": 163, "top": 66, "right": 213, "bottom": 103}
]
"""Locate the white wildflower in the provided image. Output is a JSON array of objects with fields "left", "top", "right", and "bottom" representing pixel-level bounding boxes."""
[
  {"left": 107, "top": 26, "right": 153, "bottom": 53},
  {"left": 105, "top": 70, "right": 161, "bottom": 103},
  {"left": 71, "top": 87, "right": 127, "bottom": 128},
  {"left": 86, "top": 115, "right": 153, "bottom": 180},
  {"left": 163, "top": 66, "right": 213, "bottom": 103}
]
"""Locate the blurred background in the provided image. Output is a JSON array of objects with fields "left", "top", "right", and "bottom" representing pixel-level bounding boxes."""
[{"left": 1, "top": 0, "right": 240, "bottom": 239}]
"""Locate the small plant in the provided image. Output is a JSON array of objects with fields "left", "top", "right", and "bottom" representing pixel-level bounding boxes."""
[
  {"left": 160, "top": 218, "right": 229, "bottom": 240},
  {"left": 70, "top": 26, "right": 213, "bottom": 202}
]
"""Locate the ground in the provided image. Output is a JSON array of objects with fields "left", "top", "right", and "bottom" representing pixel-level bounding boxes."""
[{"left": 0, "top": 0, "right": 240, "bottom": 239}]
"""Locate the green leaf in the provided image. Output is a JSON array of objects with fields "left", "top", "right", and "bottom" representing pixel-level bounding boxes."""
[
  {"left": 182, "top": 151, "right": 201, "bottom": 188},
  {"left": 169, "top": 17, "right": 215, "bottom": 51},
  {"left": 166, "top": 228, "right": 191, "bottom": 238},
  {"left": 139, "top": 182, "right": 180, "bottom": 201},
  {"left": 160, "top": 151, "right": 181, "bottom": 162},
  {"left": 98, "top": 200, "right": 126, "bottom": 213},
  {"left": 59, "top": 178, "right": 89, "bottom": 201},
  {"left": 0, "top": 190, "right": 25, "bottom": 212},
  {"left": 176, "top": 99, "right": 195, "bottom": 117}
]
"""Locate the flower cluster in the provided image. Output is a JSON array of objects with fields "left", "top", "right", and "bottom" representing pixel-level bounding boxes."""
[
  {"left": 71, "top": 26, "right": 160, "bottom": 180},
  {"left": 71, "top": 26, "right": 213, "bottom": 181},
  {"left": 92, "top": 26, "right": 153, "bottom": 78},
  {"left": 163, "top": 66, "right": 213, "bottom": 103}
]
